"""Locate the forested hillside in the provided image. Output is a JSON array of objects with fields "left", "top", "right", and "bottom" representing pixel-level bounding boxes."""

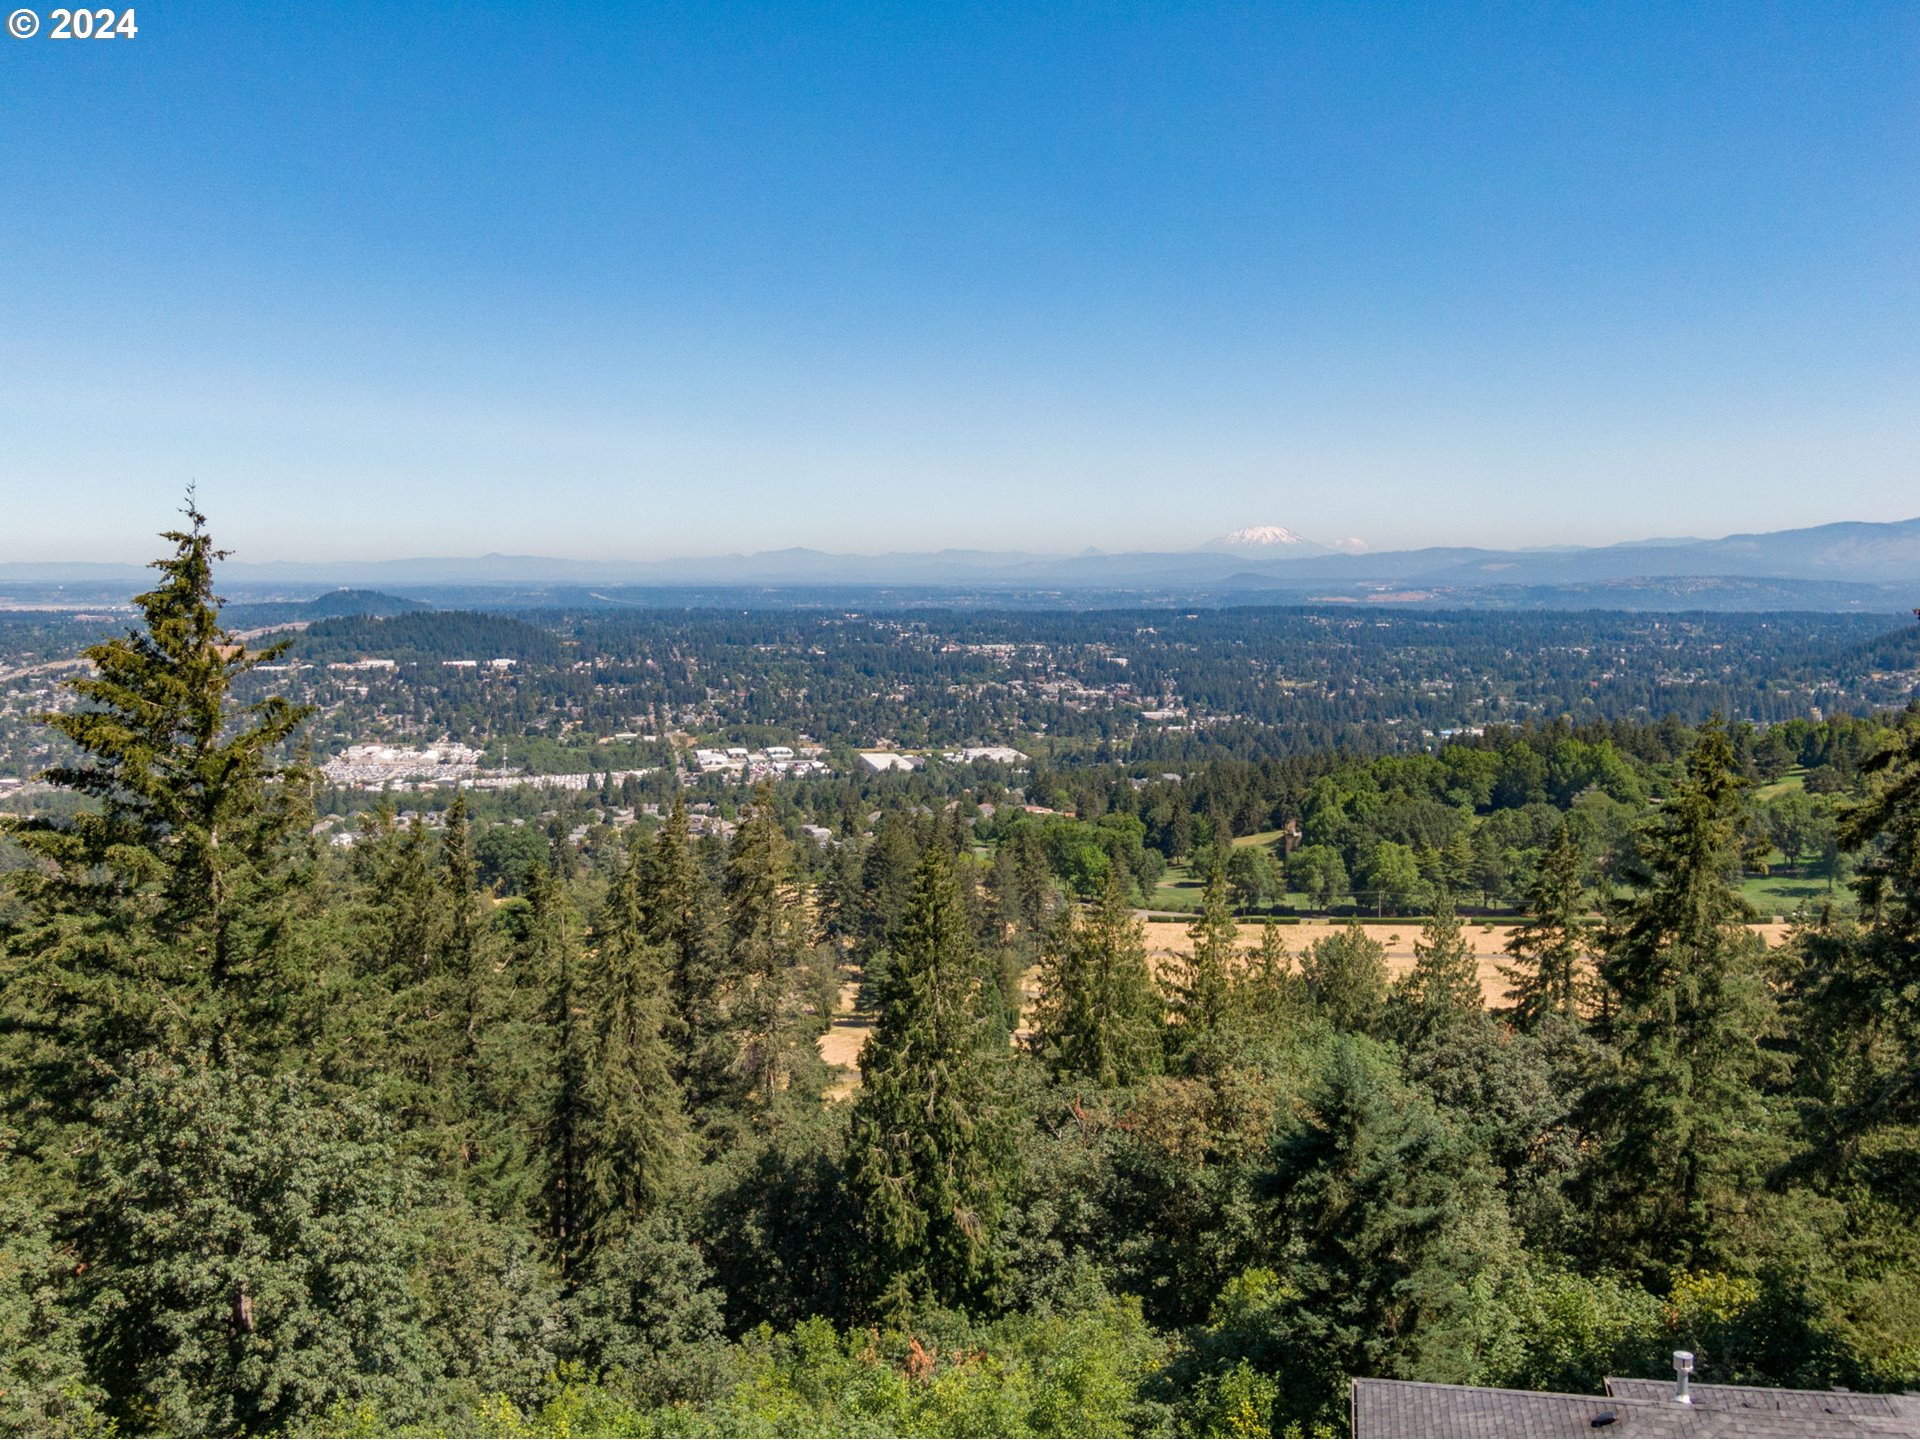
[{"left": 3, "top": 515, "right": 1919, "bottom": 1438}]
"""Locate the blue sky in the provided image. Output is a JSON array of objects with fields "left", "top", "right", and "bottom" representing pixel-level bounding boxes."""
[{"left": 1, "top": 1, "right": 1915, "bottom": 562}]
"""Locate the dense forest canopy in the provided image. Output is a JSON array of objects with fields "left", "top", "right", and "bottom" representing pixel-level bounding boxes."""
[{"left": 2, "top": 516, "right": 1919, "bottom": 1437}]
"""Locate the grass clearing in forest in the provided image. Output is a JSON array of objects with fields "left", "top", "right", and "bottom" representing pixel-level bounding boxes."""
[
  {"left": 1754, "top": 767, "right": 1810, "bottom": 800},
  {"left": 1741, "top": 872, "right": 1841, "bottom": 919},
  {"left": 1148, "top": 830, "right": 1291, "bottom": 909}
]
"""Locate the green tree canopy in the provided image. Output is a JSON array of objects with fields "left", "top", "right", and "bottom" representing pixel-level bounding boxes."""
[
  {"left": 76, "top": 1055, "right": 427, "bottom": 1436},
  {"left": 847, "top": 848, "right": 1016, "bottom": 1318},
  {"left": 1031, "top": 872, "right": 1164, "bottom": 1090},
  {"left": 1262, "top": 1038, "right": 1501, "bottom": 1433},
  {"left": 1501, "top": 822, "right": 1593, "bottom": 1030},
  {"left": 1389, "top": 897, "right": 1484, "bottom": 1047},
  {"left": 2, "top": 502, "right": 315, "bottom": 1126},
  {"left": 1169, "top": 853, "right": 1240, "bottom": 1070},
  {"left": 1301, "top": 921, "right": 1388, "bottom": 1035},
  {"left": 1588, "top": 721, "right": 1783, "bottom": 1278}
]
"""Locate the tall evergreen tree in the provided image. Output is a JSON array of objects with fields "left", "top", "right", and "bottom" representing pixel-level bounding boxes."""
[
  {"left": 854, "top": 811, "right": 922, "bottom": 966},
  {"left": 1238, "top": 920, "right": 1307, "bottom": 1035},
  {"left": 0, "top": 1144, "right": 100, "bottom": 1434},
  {"left": 340, "top": 811, "right": 444, "bottom": 1125},
  {"left": 815, "top": 834, "right": 866, "bottom": 952},
  {"left": 984, "top": 842, "right": 1028, "bottom": 956},
  {"left": 720, "top": 785, "right": 821, "bottom": 1119},
  {"left": 1170, "top": 853, "right": 1239, "bottom": 1068},
  {"left": 1588, "top": 721, "right": 1782, "bottom": 1277},
  {"left": 428, "top": 793, "right": 534, "bottom": 1205},
  {"left": 1263, "top": 1038, "right": 1490, "bottom": 1433},
  {"left": 1031, "top": 872, "right": 1163, "bottom": 1089},
  {"left": 847, "top": 847, "right": 1015, "bottom": 1317},
  {"left": 1010, "top": 825, "right": 1057, "bottom": 937},
  {"left": 648, "top": 793, "right": 722, "bottom": 1096},
  {"left": 1, "top": 502, "right": 313, "bottom": 1131},
  {"left": 529, "top": 863, "right": 591, "bottom": 1263},
  {"left": 1792, "top": 707, "right": 1920, "bottom": 1200},
  {"left": 579, "top": 837, "right": 692, "bottom": 1245},
  {"left": 439, "top": 795, "right": 487, "bottom": 1075},
  {"left": 1389, "top": 896, "right": 1483, "bottom": 1046},
  {"left": 1500, "top": 822, "right": 1592, "bottom": 1029},
  {"left": 330, "top": 803, "right": 497, "bottom": 1175},
  {"left": 77, "top": 1054, "right": 427, "bottom": 1435}
]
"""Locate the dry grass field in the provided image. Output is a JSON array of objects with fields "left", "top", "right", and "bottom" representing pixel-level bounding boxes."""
[
  {"left": 820, "top": 981, "right": 868, "bottom": 1094},
  {"left": 817, "top": 916, "right": 1794, "bottom": 1095},
  {"left": 1139, "top": 916, "right": 1791, "bottom": 1005}
]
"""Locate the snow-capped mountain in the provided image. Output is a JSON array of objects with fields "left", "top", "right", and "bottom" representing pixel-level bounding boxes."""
[{"left": 1200, "top": 525, "right": 1335, "bottom": 558}]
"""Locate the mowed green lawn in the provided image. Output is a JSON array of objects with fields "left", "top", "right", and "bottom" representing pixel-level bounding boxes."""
[
  {"left": 1741, "top": 871, "right": 1843, "bottom": 919},
  {"left": 1148, "top": 869, "right": 1204, "bottom": 911},
  {"left": 1149, "top": 829, "right": 1296, "bottom": 913},
  {"left": 1753, "top": 767, "right": 1810, "bottom": 801}
]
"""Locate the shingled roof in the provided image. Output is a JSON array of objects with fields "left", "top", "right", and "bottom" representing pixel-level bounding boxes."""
[
  {"left": 1352, "top": 1376, "right": 1920, "bottom": 1438},
  {"left": 1607, "top": 1380, "right": 1917, "bottom": 1417}
]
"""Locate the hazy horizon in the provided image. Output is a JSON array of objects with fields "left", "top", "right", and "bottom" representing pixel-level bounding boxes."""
[{"left": 4, "top": 510, "right": 1918, "bottom": 580}]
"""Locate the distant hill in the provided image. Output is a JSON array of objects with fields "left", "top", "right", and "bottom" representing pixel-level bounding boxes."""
[
  {"left": 292, "top": 610, "right": 564, "bottom": 664},
  {"left": 221, "top": 589, "right": 429, "bottom": 629},
  {"left": 1828, "top": 617, "right": 1920, "bottom": 676},
  {"left": 300, "top": 589, "right": 427, "bottom": 619}
]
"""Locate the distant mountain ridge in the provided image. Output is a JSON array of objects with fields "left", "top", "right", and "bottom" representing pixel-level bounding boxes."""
[{"left": 5, "top": 516, "right": 1918, "bottom": 603}]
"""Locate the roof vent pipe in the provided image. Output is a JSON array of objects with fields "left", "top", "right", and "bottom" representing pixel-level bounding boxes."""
[{"left": 1672, "top": 1351, "right": 1695, "bottom": 1406}]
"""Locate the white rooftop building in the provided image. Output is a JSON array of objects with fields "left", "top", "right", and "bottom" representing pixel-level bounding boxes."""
[{"left": 858, "top": 751, "right": 922, "bottom": 773}]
